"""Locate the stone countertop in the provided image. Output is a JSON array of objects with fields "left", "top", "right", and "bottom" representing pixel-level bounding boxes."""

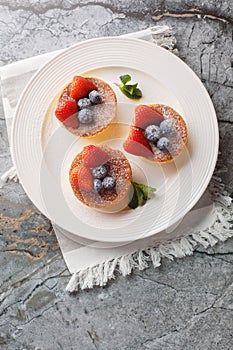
[{"left": 0, "top": 1, "right": 232, "bottom": 349}]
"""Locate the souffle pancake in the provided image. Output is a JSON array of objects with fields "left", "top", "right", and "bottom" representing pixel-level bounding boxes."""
[
  {"left": 69, "top": 145, "right": 132, "bottom": 210},
  {"left": 123, "top": 104, "right": 188, "bottom": 164},
  {"left": 55, "top": 76, "right": 117, "bottom": 137}
]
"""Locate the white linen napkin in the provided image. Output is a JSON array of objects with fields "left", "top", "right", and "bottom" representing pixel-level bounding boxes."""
[{"left": 1, "top": 26, "right": 232, "bottom": 292}]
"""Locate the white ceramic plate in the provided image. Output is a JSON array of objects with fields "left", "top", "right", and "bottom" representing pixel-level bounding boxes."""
[{"left": 12, "top": 37, "right": 219, "bottom": 242}]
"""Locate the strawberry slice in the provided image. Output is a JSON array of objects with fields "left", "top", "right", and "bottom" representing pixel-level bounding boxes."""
[
  {"left": 82, "top": 145, "right": 109, "bottom": 168},
  {"left": 123, "top": 128, "right": 153, "bottom": 159},
  {"left": 135, "top": 105, "right": 164, "bottom": 129},
  {"left": 78, "top": 166, "right": 93, "bottom": 192},
  {"left": 70, "top": 165, "right": 93, "bottom": 191},
  {"left": 82, "top": 145, "right": 96, "bottom": 160},
  {"left": 70, "top": 166, "right": 80, "bottom": 187},
  {"left": 70, "top": 76, "right": 97, "bottom": 100},
  {"left": 55, "top": 100, "right": 78, "bottom": 128}
]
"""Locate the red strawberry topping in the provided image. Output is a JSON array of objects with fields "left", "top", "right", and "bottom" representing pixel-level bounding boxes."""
[
  {"left": 135, "top": 105, "right": 164, "bottom": 129},
  {"left": 70, "top": 76, "right": 97, "bottom": 100},
  {"left": 55, "top": 100, "right": 78, "bottom": 128},
  {"left": 123, "top": 128, "right": 153, "bottom": 159},
  {"left": 69, "top": 165, "right": 93, "bottom": 192},
  {"left": 82, "top": 145, "right": 109, "bottom": 168},
  {"left": 82, "top": 145, "right": 96, "bottom": 160},
  {"left": 70, "top": 166, "right": 80, "bottom": 187},
  {"left": 78, "top": 166, "right": 93, "bottom": 192}
]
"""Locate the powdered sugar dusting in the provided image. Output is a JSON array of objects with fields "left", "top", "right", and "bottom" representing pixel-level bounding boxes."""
[
  {"left": 149, "top": 104, "right": 188, "bottom": 163},
  {"left": 58, "top": 77, "right": 117, "bottom": 137},
  {"left": 70, "top": 146, "right": 132, "bottom": 208}
]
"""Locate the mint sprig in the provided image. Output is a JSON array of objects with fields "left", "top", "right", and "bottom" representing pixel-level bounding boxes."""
[
  {"left": 116, "top": 74, "right": 143, "bottom": 100},
  {"left": 128, "top": 182, "right": 156, "bottom": 209}
]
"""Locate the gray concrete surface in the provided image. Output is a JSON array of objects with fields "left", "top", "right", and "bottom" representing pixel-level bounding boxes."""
[{"left": 0, "top": 1, "right": 233, "bottom": 349}]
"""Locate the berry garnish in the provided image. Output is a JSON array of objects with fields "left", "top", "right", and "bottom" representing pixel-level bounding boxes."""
[
  {"left": 78, "top": 166, "right": 93, "bottom": 192},
  {"left": 123, "top": 128, "right": 153, "bottom": 159},
  {"left": 82, "top": 145, "right": 96, "bottom": 159},
  {"left": 102, "top": 176, "right": 116, "bottom": 190},
  {"left": 82, "top": 145, "right": 109, "bottom": 168},
  {"left": 70, "top": 165, "right": 93, "bottom": 192},
  {"left": 92, "top": 165, "right": 108, "bottom": 179},
  {"left": 160, "top": 119, "right": 174, "bottom": 135},
  {"left": 134, "top": 105, "right": 164, "bottom": 129},
  {"left": 55, "top": 100, "right": 78, "bottom": 128},
  {"left": 78, "top": 109, "right": 94, "bottom": 124},
  {"left": 70, "top": 76, "right": 97, "bottom": 100},
  {"left": 77, "top": 98, "right": 91, "bottom": 110},
  {"left": 144, "top": 124, "right": 161, "bottom": 142},
  {"left": 69, "top": 166, "right": 80, "bottom": 187},
  {"left": 93, "top": 179, "right": 103, "bottom": 193},
  {"left": 157, "top": 137, "right": 170, "bottom": 151},
  {"left": 89, "top": 90, "right": 101, "bottom": 104}
]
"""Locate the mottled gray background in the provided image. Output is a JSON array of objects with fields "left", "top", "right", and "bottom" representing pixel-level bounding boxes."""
[{"left": 0, "top": 1, "right": 233, "bottom": 349}]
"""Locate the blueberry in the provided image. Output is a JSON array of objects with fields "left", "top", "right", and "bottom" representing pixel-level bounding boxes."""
[
  {"left": 144, "top": 124, "right": 161, "bottom": 142},
  {"left": 157, "top": 137, "right": 170, "bottom": 151},
  {"left": 89, "top": 90, "right": 101, "bottom": 104},
  {"left": 78, "top": 109, "right": 94, "bottom": 124},
  {"left": 93, "top": 179, "right": 103, "bottom": 193},
  {"left": 77, "top": 98, "right": 92, "bottom": 110},
  {"left": 160, "top": 119, "right": 174, "bottom": 135},
  {"left": 92, "top": 165, "right": 107, "bottom": 179},
  {"left": 102, "top": 176, "right": 116, "bottom": 190}
]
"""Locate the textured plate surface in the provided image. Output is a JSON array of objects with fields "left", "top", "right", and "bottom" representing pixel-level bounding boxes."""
[{"left": 11, "top": 37, "right": 219, "bottom": 242}]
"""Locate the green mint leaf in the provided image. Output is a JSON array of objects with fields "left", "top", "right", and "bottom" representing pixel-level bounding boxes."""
[
  {"left": 130, "top": 94, "right": 142, "bottom": 100},
  {"left": 133, "top": 88, "right": 142, "bottom": 98},
  {"left": 135, "top": 186, "right": 144, "bottom": 206},
  {"left": 119, "top": 86, "right": 131, "bottom": 98},
  {"left": 141, "top": 191, "right": 148, "bottom": 201},
  {"left": 123, "top": 83, "right": 139, "bottom": 96},
  {"left": 117, "top": 74, "right": 143, "bottom": 100},
  {"left": 128, "top": 182, "right": 156, "bottom": 209},
  {"left": 128, "top": 183, "right": 139, "bottom": 209},
  {"left": 119, "top": 87, "right": 142, "bottom": 99},
  {"left": 119, "top": 86, "right": 138, "bottom": 99},
  {"left": 130, "top": 83, "right": 138, "bottom": 89},
  {"left": 120, "top": 74, "right": 131, "bottom": 84},
  {"left": 134, "top": 182, "right": 156, "bottom": 197},
  {"left": 123, "top": 84, "right": 135, "bottom": 95}
]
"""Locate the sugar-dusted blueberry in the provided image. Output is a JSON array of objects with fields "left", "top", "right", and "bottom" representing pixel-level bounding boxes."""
[
  {"left": 93, "top": 179, "right": 103, "bottom": 193},
  {"left": 157, "top": 137, "right": 170, "bottom": 151},
  {"left": 89, "top": 90, "right": 101, "bottom": 104},
  {"left": 144, "top": 124, "right": 161, "bottom": 142},
  {"left": 78, "top": 108, "right": 94, "bottom": 124},
  {"left": 102, "top": 176, "right": 116, "bottom": 190},
  {"left": 160, "top": 119, "right": 174, "bottom": 135},
  {"left": 92, "top": 164, "right": 108, "bottom": 179},
  {"left": 77, "top": 98, "right": 92, "bottom": 110}
]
